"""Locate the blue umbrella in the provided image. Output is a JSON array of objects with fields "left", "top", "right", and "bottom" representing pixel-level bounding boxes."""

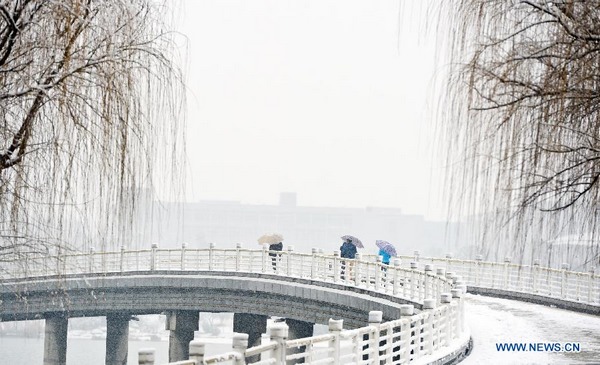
[{"left": 376, "top": 240, "right": 397, "bottom": 257}]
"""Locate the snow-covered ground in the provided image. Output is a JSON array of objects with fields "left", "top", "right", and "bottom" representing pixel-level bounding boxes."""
[{"left": 462, "top": 294, "right": 600, "bottom": 364}]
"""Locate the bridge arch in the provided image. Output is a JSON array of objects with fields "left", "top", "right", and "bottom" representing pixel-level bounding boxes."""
[
  {"left": 0, "top": 271, "right": 416, "bottom": 328},
  {"left": 1, "top": 246, "right": 472, "bottom": 365}
]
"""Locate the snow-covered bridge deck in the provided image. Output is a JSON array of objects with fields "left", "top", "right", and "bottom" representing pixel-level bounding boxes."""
[{"left": 463, "top": 294, "right": 600, "bottom": 364}]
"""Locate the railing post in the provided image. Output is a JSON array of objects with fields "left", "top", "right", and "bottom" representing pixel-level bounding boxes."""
[
  {"left": 150, "top": 243, "right": 158, "bottom": 271},
  {"left": 561, "top": 263, "right": 570, "bottom": 299},
  {"left": 262, "top": 245, "right": 267, "bottom": 273},
  {"left": 576, "top": 272, "right": 581, "bottom": 301},
  {"left": 120, "top": 245, "right": 125, "bottom": 273},
  {"left": 457, "top": 283, "right": 468, "bottom": 296},
  {"left": 436, "top": 268, "right": 446, "bottom": 303},
  {"left": 235, "top": 243, "right": 242, "bottom": 272},
  {"left": 368, "top": 311, "right": 382, "bottom": 363},
  {"left": 333, "top": 250, "right": 340, "bottom": 283},
  {"left": 451, "top": 288, "right": 464, "bottom": 336},
  {"left": 181, "top": 243, "right": 187, "bottom": 270},
  {"left": 89, "top": 247, "right": 95, "bottom": 273},
  {"left": 445, "top": 271, "right": 454, "bottom": 284},
  {"left": 589, "top": 267, "right": 595, "bottom": 304},
  {"left": 189, "top": 340, "right": 205, "bottom": 364},
  {"left": 355, "top": 253, "right": 362, "bottom": 287},
  {"left": 410, "top": 261, "right": 418, "bottom": 300},
  {"left": 268, "top": 322, "right": 288, "bottom": 365},
  {"left": 399, "top": 305, "right": 414, "bottom": 363},
  {"left": 56, "top": 246, "right": 62, "bottom": 275},
  {"left": 475, "top": 255, "right": 482, "bottom": 286},
  {"left": 23, "top": 252, "right": 29, "bottom": 277},
  {"left": 423, "top": 299, "right": 436, "bottom": 355},
  {"left": 440, "top": 293, "right": 453, "bottom": 346},
  {"left": 318, "top": 249, "right": 324, "bottom": 279},
  {"left": 138, "top": 348, "right": 155, "bottom": 365},
  {"left": 424, "top": 264, "right": 433, "bottom": 300},
  {"left": 286, "top": 246, "right": 293, "bottom": 276},
  {"left": 445, "top": 253, "right": 453, "bottom": 272},
  {"left": 260, "top": 332, "right": 270, "bottom": 363},
  {"left": 503, "top": 257, "right": 511, "bottom": 289},
  {"left": 414, "top": 250, "right": 420, "bottom": 262},
  {"left": 311, "top": 248, "right": 318, "bottom": 280},
  {"left": 232, "top": 333, "right": 249, "bottom": 365},
  {"left": 209, "top": 242, "right": 215, "bottom": 271},
  {"left": 392, "top": 258, "right": 401, "bottom": 296},
  {"left": 533, "top": 259, "right": 540, "bottom": 293},
  {"left": 328, "top": 318, "right": 343, "bottom": 364},
  {"left": 375, "top": 256, "right": 382, "bottom": 289}
]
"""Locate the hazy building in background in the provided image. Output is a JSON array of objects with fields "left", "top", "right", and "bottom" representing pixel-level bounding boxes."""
[{"left": 150, "top": 192, "right": 459, "bottom": 256}]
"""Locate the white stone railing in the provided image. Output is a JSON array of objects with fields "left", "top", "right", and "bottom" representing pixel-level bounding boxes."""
[
  {"left": 7, "top": 246, "right": 596, "bottom": 306},
  {"left": 138, "top": 294, "right": 467, "bottom": 365},
  {"left": 4, "top": 244, "right": 456, "bottom": 306},
  {"left": 360, "top": 252, "right": 599, "bottom": 306},
  {"left": 3, "top": 245, "right": 469, "bottom": 365}
]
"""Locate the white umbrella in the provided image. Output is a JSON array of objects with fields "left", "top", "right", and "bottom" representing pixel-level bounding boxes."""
[{"left": 257, "top": 233, "right": 284, "bottom": 245}]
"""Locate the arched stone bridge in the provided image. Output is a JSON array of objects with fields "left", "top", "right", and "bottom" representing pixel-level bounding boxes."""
[{"left": 0, "top": 245, "right": 597, "bottom": 365}]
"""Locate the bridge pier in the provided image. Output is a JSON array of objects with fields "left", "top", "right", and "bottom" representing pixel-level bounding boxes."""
[
  {"left": 166, "top": 310, "right": 199, "bottom": 362},
  {"left": 287, "top": 318, "right": 314, "bottom": 363},
  {"left": 233, "top": 313, "right": 268, "bottom": 347},
  {"left": 287, "top": 318, "right": 314, "bottom": 339},
  {"left": 43, "top": 315, "right": 68, "bottom": 365},
  {"left": 105, "top": 314, "right": 131, "bottom": 365}
]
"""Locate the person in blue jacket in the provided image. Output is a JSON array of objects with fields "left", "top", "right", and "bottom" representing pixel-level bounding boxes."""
[{"left": 378, "top": 248, "right": 391, "bottom": 265}]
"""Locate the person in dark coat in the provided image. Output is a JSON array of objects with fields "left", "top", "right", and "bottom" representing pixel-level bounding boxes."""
[
  {"left": 269, "top": 241, "right": 283, "bottom": 271},
  {"left": 340, "top": 239, "right": 357, "bottom": 259},
  {"left": 340, "top": 238, "right": 357, "bottom": 279}
]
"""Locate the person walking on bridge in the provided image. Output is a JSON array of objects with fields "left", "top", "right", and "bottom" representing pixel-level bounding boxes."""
[
  {"left": 340, "top": 235, "right": 362, "bottom": 280},
  {"left": 268, "top": 241, "right": 283, "bottom": 271},
  {"left": 375, "top": 240, "right": 397, "bottom": 265},
  {"left": 258, "top": 233, "right": 284, "bottom": 271}
]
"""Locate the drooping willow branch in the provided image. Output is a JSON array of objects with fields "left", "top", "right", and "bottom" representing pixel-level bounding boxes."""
[{"left": 0, "top": 0, "right": 185, "bottom": 259}]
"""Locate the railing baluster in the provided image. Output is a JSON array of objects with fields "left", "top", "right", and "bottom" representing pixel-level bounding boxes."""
[
  {"left": 375, "top": 256, "right": 382, "bottom": 290},
  {"left": 235, "top": 243, "right": 242, "bottom": 273},
  {"left": 150, "top": 243, "right": 158, "bottom": 271},
  {"left": 181, "top": 243, "right": 187, "bottom": 271},
  {"left": 232, "top": 333, "right": 248, "bottom": 365},
  {"left": 368, "top": 311, "right": 382, "bottom": 363},
  {"left": 503, "top": 257, "right": 511, "bottom": 290},
  {"left": 561, "top": 263, "right": 570, "bottom": 299},
  {"left": 392, "top": 259, "right": 401, "bottom": 296},
  {"left": 333, "top": 250, "right": 340, "bottom": 283},
  {"left": 328, "top": 319, "right": 343, "bottom": 364},
  {"left": 410, "top": 262, "right": 418, "bottom": 300},
  {"left": 589, "top": 267, "right": 595, "bottom": 304},
  {"left": 311, "top": 248, "right": 317, "bottom": 280},
  {"left": 208, "top": 242, "right": 215, "bottom": 271}
]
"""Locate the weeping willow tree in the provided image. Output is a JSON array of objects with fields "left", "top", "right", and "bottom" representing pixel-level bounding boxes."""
[
  {"left": 0, "top": 0, "right": 185, "bottom": 262},
  {"left": 438, "top": 0, "right": 600, "bottom": 267}
]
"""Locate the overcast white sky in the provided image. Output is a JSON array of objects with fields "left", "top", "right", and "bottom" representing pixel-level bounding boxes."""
[{"left": 177, "top": 0, "right": 447, "bottom": 219}]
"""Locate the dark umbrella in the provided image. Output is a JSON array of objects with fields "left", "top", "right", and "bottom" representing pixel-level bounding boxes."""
[
  {"left": 375, "top": 240, "right": 397, "bottom": 257},
  {"left": 341, "top": 235, "right": 364, "bottom": 248}
]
